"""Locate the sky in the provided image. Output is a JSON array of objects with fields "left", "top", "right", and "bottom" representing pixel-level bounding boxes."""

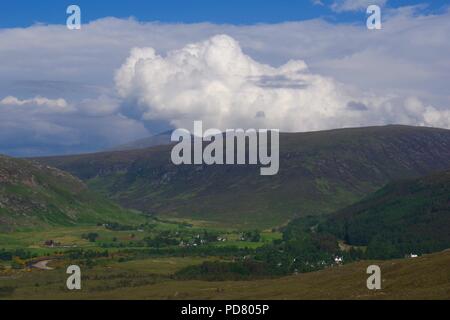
[
  {"left": 0, "top": 0, "right": 447, "bottom": 26},
  {"left": 0, "top": 0, "right": 449, "bottom": 156}
]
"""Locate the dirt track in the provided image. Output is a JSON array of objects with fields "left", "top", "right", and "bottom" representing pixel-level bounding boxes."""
[{"left": 32, "top": 260, "right": 54, "bottom": 270}]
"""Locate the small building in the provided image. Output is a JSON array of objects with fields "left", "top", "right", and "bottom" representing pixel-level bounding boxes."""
[
  {"left": 334, "top": 256, "right": 344, "bottom": 264},
  {"left": 44, "top": 240, "right": 55, "bottom": 247}
]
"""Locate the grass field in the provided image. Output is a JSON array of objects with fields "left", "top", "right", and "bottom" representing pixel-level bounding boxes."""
[
  {"left": 0, "top": 222, "right": 279, "bottom": 252},
  {"left": 0, "top": 221, "right": 282, "bottom": 298}
]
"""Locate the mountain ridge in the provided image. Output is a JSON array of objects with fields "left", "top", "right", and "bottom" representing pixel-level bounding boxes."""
[
  {"left": 34, "top": 125, "right": 450, "bottom": 228},
  {"left": 106, "top": 130, "right": 173, "bottom": 152}
]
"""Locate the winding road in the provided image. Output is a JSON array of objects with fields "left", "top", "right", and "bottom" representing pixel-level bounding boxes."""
[{"left": 32, "top": 260, "right": 54, "bottom": 270}]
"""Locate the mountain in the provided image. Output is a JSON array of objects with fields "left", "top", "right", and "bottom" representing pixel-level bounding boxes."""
[
  {"left": 0, "top": 155, "right": 143, "bottom": 231},
  {"left": 107, "top": 130, "right": 173, "bottom": 151},
  {"left": 319, "top": 169, "right": 450, "bottom": 258},
  {"left": 35, "top": 125, "right": 450, "bottom": 228}
]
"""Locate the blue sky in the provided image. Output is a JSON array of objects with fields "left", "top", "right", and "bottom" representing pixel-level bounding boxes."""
[{"left": 0, "top": 0, "right": 448, "bottom": 27}]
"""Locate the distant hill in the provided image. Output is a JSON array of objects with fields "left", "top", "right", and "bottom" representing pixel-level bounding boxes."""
[
  {"left": 35, "top": 125, "right": 450, "bottom": 228},
  {"left": 320, "top": 169, "right": 450, "bottom": 258},
  {"left": 107, "top": 130, "right": 173, "bottom": 151},
  {"left": 0, "top": 155, "right": 143, "bottom": 231}
]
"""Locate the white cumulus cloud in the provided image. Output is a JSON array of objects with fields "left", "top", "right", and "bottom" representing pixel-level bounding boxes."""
[
  {"left": 0, "top": 96, "right": 72, "bottom": 112},
  {"left": 115, "top": 34, "right": 450, "bottom": 132}
]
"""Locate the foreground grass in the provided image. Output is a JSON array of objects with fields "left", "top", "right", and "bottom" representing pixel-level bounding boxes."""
[{"left": 1, "top": 250, "right": 449, "bottom": 300}]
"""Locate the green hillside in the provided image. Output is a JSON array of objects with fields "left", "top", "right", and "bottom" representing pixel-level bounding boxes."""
[
  {"left": 320, "top": 170, "right": 450, "bottom": 259},
  {"left": 36, "top": 125, "right": 450, "bottom": 228},
  {"left": 0, "top": 155, "right": 144, "bottom": 231}
]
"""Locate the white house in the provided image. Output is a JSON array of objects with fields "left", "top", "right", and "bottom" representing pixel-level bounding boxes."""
[{"left": 334, "top": 256, "right": 344, "bottom": 264}]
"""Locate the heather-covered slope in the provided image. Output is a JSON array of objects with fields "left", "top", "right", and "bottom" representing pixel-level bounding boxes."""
[
  {"left": 0, "top": 155, "right": 143, "bottom": 231},
  {"left": 36, "top": 125, "right": 450, "bottom": 228}
]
